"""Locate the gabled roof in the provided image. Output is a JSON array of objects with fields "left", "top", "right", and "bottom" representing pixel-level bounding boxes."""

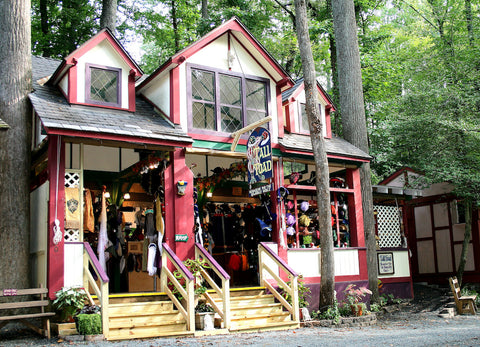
[
  {"left": 279, "top": 133, "right": 371, "bottom": 162},
  {"left": 282, "top": 77, "right": 336, "bottom": 110},
  {"left": 137, "top": 16, "right": 294, "bottom": 92},
  {"left": 31, "top": 56, "right": 192, "bottom": 147},
  {"left": 0, "top": 118, "right": 9, "bottom": 130},
  {"left": 48, "top": 28, "right": 143, "bottom": 86},
  {"left": 378, "top": 167, "right": 422, "bottom": 186}
]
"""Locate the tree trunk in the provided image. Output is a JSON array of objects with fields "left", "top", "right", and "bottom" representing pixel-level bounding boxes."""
[
  {"left": 39, "top": 0, "right": 52, "bottom": 57},
  {"left": 295, "top": 0, "right": 335, "bottom": 309},
  {"left": 100, "top": 0, "right": 117, "bottom": 32},
  {"left": 464, "top": 0, "right": 474, "bottom": 47},
  {"left": 201, "top": 0, "right": 208, "bottom": 19},
  {"left": 457, "top": 200, "right": 472, "bottom": 286},
  {"left": 331, "top": 0, "right": 379, "bottom": 303},
  {"left": 0, "top": 0, "right": 32, "bottom": 289},
  {"left": 171, "top": 0, "right": 180, "bottom": 52}
]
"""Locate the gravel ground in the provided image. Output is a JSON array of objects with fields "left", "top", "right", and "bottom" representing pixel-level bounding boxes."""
[{"left": 1, "top": 283, "right": 479, "bottom": 347}]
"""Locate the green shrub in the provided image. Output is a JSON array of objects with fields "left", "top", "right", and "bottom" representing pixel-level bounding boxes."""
[{"left": 76, "top": 313, "right": 102, "bottom": 335}]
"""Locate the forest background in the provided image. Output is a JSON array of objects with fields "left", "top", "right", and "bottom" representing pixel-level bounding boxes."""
[{"left": 31, "top": 0, "right": 480, "bottom": 199}]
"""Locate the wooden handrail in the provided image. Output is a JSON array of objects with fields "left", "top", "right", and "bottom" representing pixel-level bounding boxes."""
[
  {"left": 194, "top": 243, "right": 231, "bottom": 329},
  {"left": 71, "top": 242, "right": 110, "bottom": 338},
  {"left": 258, "top": 242, "right": 299, "bottom": 322},
  {"left": 161, "top": 243, "right": 195, "bottom": 332}
]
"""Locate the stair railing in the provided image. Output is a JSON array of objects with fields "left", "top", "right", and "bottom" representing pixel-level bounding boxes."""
[
  {"left": 258, "top": 242, "right": 299, "bottom": 322},
  {"left": 194, "top": 243, "right": 231, "bottom": 329},
  {"left": 160, "top": 243, "right": 195, "bottom": 332},
  {"left": 77, "top": 241, "right": 110, "bottom": 337}
]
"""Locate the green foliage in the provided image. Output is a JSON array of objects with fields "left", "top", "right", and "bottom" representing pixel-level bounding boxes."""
[
  {"left": 312, "top": 298, "right": 340, "bottom": 324},
  {"left": 170, "top": 257, "right": 211, "bottom": 299},
  {"left": 342, "top": 284, "right": 372, "bottom": 305},
  {"left": 281, "top": 275, "right": 311, "bottom": 309},
  {"left": 53, "top": 286, "right": 88, "bottom": 322},
  {"left": 195, "top": 302, "right": 214, "bottom": 313},
  {"left": 76, "top": 313, "right": 102, "bottom": 335}
]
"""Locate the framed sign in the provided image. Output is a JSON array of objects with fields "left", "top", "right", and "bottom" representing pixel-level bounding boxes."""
[
  {"left": 247, "top": 127, "right": 273, "bottom": 185},
  {"left": 377, "top": 252, "right": 394, "bottom": 275}
]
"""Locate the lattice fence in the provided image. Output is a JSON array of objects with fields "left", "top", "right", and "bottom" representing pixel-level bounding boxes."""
[
  {"left": 375, "top": 205, "right": 402, "bottom": 248},
  {"left": 64, "top": 171, "right": 81, "bottom": 242}
]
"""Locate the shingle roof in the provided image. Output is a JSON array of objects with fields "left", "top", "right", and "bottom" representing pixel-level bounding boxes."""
[
  {"left": 282, "top": 78, "right": 304, "bottom": 103},
  {"left": 279, "top": 133, "right": 371, "bottom": 161},
  {"left": 30, "top": 56, "right": 192, "bottom": 145}
]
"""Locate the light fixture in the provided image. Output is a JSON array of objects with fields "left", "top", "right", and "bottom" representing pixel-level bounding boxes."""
[
  {"left": 104, "top": 191, "right": 110, "bottom": 199},
  {"left": 206, "top": 192, "right": 213, "bottom": 198},
  {"left": 124, "top": 193, "right": 130, "bottom": 200}
]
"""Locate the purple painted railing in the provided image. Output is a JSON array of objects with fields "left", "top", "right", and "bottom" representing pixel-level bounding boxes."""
[
  {"left": 71, "top": 242, "right": 109, "bottom": 282},
  {"left": 195, "top": 243, "right": 230, "bottom": 280},
  {"left": 162, "top": 243, "right": 194, "bottom": 281},
  {"left": 259, "top": 242, "right": 298, "bottom": 277}
]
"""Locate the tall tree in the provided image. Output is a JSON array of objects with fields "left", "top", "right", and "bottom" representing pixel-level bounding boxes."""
[
  {"left": 100, "top": 0, "right": 117, "bottom": 32},
  {"left": 331, "top": 0, "right": 379, "bottom": 303},
  {"left": 0, "top": 0, "right": 32, "bottom": 288},
  {"left": 294, "top": 0, "right": 335, "bottom": 309}
]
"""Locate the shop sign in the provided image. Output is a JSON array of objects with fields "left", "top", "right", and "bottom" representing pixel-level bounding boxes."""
[
  {"left": 247, "top": 127, "right": 273, "bottom": 185},
  {"left": 377, "top": 252, "right": 394, "bottom": 275},
  {"left": 249, "top": 183, "right": 273, "bottom": 197},
  {"left": 175, "top": 234, "right": 189, "bottom": 242}
]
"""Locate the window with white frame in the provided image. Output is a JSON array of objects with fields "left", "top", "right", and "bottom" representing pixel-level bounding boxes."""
[
  {"left": 188, "top": 65, "right": 269, "bottom": 134},
  {"left": 85, "top": 64, "right": 121, "bottom": 107},
  {"left": 299, "top": 102, "right": 327, "bottom": 137}
]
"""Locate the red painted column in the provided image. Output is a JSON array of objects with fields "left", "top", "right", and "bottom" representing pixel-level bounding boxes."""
[
  {"left": 47, "top": 135, "right": 66, "bottom": 299},
  {"left": 164, "top": 148, "right": 194, "bottom": 260}
]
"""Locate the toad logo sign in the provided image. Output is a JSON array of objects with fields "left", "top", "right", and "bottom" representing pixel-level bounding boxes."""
[{"left": 247, "top": 127, "right": 273, "bottom": 185}]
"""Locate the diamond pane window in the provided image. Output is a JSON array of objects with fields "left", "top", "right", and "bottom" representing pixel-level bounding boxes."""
[
  {"left": 86, "top": 64, "right": 121, "bottom": 107},
  {"left": 192, "top": 70, "right": 215, "bottom": 102},
  {"left": 188, "top": 65, "right": 269, "bottom": 133},
  {"left": 246, "top": 80, "right": 266, "bottom": 112}
]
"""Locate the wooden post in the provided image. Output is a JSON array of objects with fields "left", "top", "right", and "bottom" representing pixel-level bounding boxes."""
[
  {"left": 186, "top": 278, "right": 195, "bottom": 332},
  {"left": 290, "top": 275, "right": 299, "bottom": 322},
  {"left": 100, "top": 281, "right": 109, "bottom": 338},
  {"left": 222, "top": 277, "right": 230, "bottom": 329}
]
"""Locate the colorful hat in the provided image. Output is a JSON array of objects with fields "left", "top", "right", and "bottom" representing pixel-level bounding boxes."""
[
  {"left": 286, "top": 200, "right": 294, "bottom": 210},
  {"left": 286, "top": 226, "right": 296, "bottom": 236},
  {"left": 300, "top": 201, "right": 309, "bottom": 212},
  {"left": 286, "top": 213, "right": 296, "bottom": 226},
  {"left": 299, "top": 214, "right": 311, "bottom": 227}
]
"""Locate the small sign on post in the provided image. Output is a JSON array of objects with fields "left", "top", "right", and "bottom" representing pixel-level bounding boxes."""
[{"left": 175, "top": 234, "right": 189, "bottom": 242}]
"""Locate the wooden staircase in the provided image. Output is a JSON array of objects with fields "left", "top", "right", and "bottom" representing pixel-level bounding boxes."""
[
  {"left": 104, "top": 294, "right": 194, "bottom": 340},
  {"left": 212, "top": 288, "right": 299, "bottom": 332}
]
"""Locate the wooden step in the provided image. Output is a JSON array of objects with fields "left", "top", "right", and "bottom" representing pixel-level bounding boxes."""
[
  {"left": 230, "top": 302, "right": 284, "bottom": 317},
  {"left": 107, "top": 324, "right": 192, "bottom": 340},
  {"left": 109, "top": 301, "right": 174, "bottom": 317},
  {"left": 109, "top": 312, "right": 185, "bottom": 329},
  {"left": 229, "top": 320, "right": 299, "bottom": 332},
  {"left": 230, "top": 311, "right": 291, "bottom": 328}
]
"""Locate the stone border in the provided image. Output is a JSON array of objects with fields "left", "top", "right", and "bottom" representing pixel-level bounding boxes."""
[{"left": 301, "top": 313, "right": 377, "bottom": 328}]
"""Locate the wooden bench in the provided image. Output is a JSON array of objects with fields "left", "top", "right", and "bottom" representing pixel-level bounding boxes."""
[
  {"left": 449, "top": 276, "right": 477, "bottom": 315},
  {"left": 0, "top": 287, "right": 55, "bottom": 338}
]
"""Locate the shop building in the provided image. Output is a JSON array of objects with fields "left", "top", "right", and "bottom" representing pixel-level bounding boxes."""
[{"left": 28, "top": 17, "right": 409, "bottom": 339}]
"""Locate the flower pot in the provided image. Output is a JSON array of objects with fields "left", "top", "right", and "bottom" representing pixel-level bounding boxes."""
[
  {"left": 351, "top": 304, "right": 363, "bottom": 317},
  {"left": 195, "top": 312, "right": 215, "bottom": 330}
]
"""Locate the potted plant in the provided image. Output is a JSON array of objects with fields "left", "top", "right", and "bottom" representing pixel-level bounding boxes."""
[
  {"left": 280, "top": 275, "right": 311, "bottom": 321},
  {"left": 194, "top": 302, "right": 215, "bottom": 330},
  {"left": 52, "top": 286, "right": 88, "bottom": 323},
  {"left": 342, "top": 284, "right": 372, "bottom": 316},
  {"left": 75, "top": 305, "right": 103, "bottom": 341}
]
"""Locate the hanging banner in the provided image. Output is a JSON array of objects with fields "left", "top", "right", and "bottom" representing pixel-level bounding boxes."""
[{"left": 247, "top": 127, "right": 273, "bottom": 185}]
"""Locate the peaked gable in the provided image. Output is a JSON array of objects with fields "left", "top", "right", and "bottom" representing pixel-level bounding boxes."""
[
  {"left": 48, "top": 28, "right": 143, "bottom": 112},
  {"left": 137, "top": 17, "right": 293, "bottom": 92}
]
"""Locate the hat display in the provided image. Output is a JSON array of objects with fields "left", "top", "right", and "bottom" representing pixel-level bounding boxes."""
[
  {"left": 299, "top": 214, "right": 311, "bottom": 227},
  {"left": 286, "top": 200, "right": 294, "bottom": 210},
  {"left": 256, "top": 218, "right": 272, "bottom": 237}
]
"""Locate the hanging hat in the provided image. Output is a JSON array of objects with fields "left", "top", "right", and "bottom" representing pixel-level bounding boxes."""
[
  {"left": 286, "top": 213, "right": 296, "bottom": 226},
  {"left": 289, "top": 172, "right": 302, "bottom": 184},
  {"left": 278, "top": 186, "right": 289, "bottom": 201},
  {"left": 286, "top": 226, "right": 296, "bottom": 236},
  {"left": 286, "top": 200, "right": 294, "bottom": 210},
  {"left": 256, "top": 218, "right": 272, "bottom": 237},
  {"left": 299, "top": 214, "right": 311, "bottom": 227},
  {"left": 300, "top": 201, "right": 309, "bottom": 212}
]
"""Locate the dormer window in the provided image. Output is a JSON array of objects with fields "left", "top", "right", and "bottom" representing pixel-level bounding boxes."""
[
  {"left": 187, "top": 64, "right": 269, "bottom": 134},
  {"left": 86, "top": 63, "right": 121, "bottom": 107}
]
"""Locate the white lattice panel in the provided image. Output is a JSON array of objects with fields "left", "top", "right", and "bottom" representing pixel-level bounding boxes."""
[
  {"left": 65, "top": 228, "right": 80, "bottom": 242},
  {"left": 375, "top": 205, "right": 402, "bottom": 248},
  {"left": 65, "top": 172, "right": 80, "bottom": 188}
]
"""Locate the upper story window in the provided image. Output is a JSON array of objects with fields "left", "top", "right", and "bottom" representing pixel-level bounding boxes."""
[
  {"left": 85, "top": 63, "right": 121, "bottom": 107},
  {"left": 188, "top": 64, "right": 269, "bottom": 134}
]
